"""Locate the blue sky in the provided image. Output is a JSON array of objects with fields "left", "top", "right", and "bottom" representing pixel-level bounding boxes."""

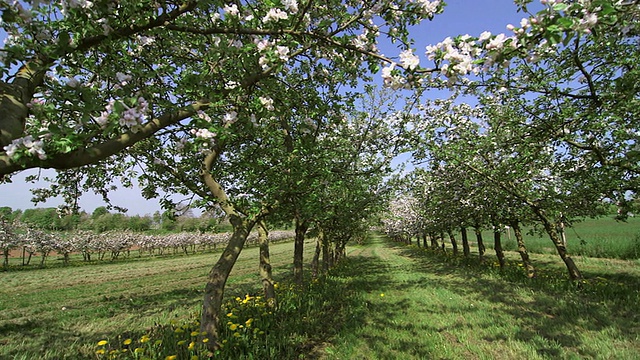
[{"left": 0, "top": 1, "right": 540, "bottom": 215}]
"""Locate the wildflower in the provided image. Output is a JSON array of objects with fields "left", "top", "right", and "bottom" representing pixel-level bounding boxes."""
[
  {"left": 380, "top": 293, "right": 385, "bottom": 297},
  {"left": 229, "top": 323, "right": 238, "bottom": 331},
  {"left": 97, "top": 340, "right": 108, "bottom": 346},
  {"left": 188, "top": 341, "right": 196, "bottom": 350},
  {"left": 245, "top": 318, "right": 253, "bottom": 327},
  {"left": 134, "top": 348, "right": 144, "bottom": 354},
  {"left": 175, "top": 327, "right": 185, "bottom": 333},
  {"left": 178, "top": 340, "right": 187, "bottom": 346},
  {"left": 95, "top": 349, "right": 105, "bottom": 355},
  {"left": 165, "top": 356, "right": 178, "bottom": 360},
  {"left": 202, "top": 338, "right": 209, "bottom": 343},
  {"left": 123, "top": 338, "right": 132, "bottom": 345},
  {"left": 190, "top": 330, "right": 200, "bottom": 337},
  {"left": 140, "top": 335, "right": 150, "bottom": 343}
]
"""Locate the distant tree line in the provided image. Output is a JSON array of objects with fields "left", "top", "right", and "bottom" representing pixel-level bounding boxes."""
[{"left": 0, "top": 206, "right": 223, "bottom": 233}]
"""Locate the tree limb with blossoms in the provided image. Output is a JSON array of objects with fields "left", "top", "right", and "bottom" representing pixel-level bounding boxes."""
[{"left": 0, "top": 0, "right": 444, "bottom": 178}]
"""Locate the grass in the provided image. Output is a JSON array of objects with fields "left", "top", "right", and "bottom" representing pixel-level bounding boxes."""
[
  {"left": 323, "top": 235, "right": 640, "bottom": 359},
  {"left": 2, "top": 224, "right": 639, "bottom": 359},
  {"left": 0, "top": 237, "right": 319, "bottom": 359},
  {"left": 451, "top": 215, "right": 640, "bottom": 260}
]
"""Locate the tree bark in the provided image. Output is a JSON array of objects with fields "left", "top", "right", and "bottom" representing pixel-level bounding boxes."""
[
  {"left": 531, "top": 206, "right": 582, "bottom": 280},
  {"left": 474, "top": 226, "right": 486, "bottom": 261},
  {"left": 447, "top": 229, "right": 458, "bottom": 256},
  {"left": 311, "top": 237, "right": 321, "bottom": 278},
  {"left": 293, "top": 216, "right": 308, "bottom": 286},
  {"left": 460, "top": 227, "right": 470, "bottom": 257},
  {"left": 429, "top": 233, "right": 439, "bottom": 250},
  {"left": 257, "top": 221, "right": 276, "bottom": 307},
  {"left": 321, "top": 229, "right": 330, "bottom": 274},
  {"left": 493, "top": 225, "right": 505, "bottom": 269},
  {"left": 509, "top": 219, "right": 535, "bottom": 278}
]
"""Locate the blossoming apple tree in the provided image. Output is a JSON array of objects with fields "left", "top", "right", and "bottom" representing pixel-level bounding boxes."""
[{"left": 0, "top": 0, "right": 448, "bottom": 348}]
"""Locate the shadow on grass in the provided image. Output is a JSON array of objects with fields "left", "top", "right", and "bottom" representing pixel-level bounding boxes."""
[{"left": 389, "top": 242, "right": 640, "bottom": 359}]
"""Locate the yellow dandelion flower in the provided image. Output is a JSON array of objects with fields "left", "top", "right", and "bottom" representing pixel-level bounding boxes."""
[
  {"left": 109, "top": 349, "right": 119, "bottom": 355},
  {"left": 380, "top": 293, "right": 385, "bottom": 297},
  {"left": 174, "top": 328, "right": 184, "bottom": 333},
  {"left": 190, "top": 330, "right": 200, "bottom": 337},
  {"left": 95, "top": 349, "right": 105, "bottom": 355},
  {"left": 202, "top": 338, "right": 209, "bottom": 343},
  {"left": 227, "top": 312, "right": 233, "bottom": 317},
  {"left": 123, "top": 338, "right": 132, "bottom": 345},
  {"left": 188, "top": 341, "right": 196, "bottom": 350},
  {"left": 229, "top": 323, "right": 238, "bottom": 331},
  {"left": 140, "top": 335, "right": 150, "bottom": 343},
  {"left": 134, "top": 347, "right": 144, "bottom": 354},
  {"left": 165, "top": 356, "right": 178, "bottom": 360},
  {"left": 233, "top": 332, "right": 241, "bottom": 338},
  {"left": 245, "top": 318, "right": 253, "bottom": 327},
  {"left": 97, "top": 340, "right": 108, "bottom": 346},
  {"left": 273, "top": 283, "right": 279, "bottom": 289},
  {"left": 177, "top": 340, "right": 187, "bottom": 346}
]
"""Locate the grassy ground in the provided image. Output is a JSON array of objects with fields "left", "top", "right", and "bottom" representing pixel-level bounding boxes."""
[
  {"left": 2, "top": 231, "right": 639, "bottom": 359},
  {"left": 323, "top": 235, "right": 640, "bottom": 359},
  {"left": 481, "top": 216, "right": 640, "bottom": 260},
  {"left": 0, "top": 238, "right": 318, "bottom": 359}
]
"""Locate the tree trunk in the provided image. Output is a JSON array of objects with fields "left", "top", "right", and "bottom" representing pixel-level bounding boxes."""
[
  {"left": 460, "top": 227, "right": 470, "bottom": 257},
  {"left": 422, "top": 233, "right": 428, "bottom": 248},
  {"left": 447, "top": 230, "right": 458, "bottom": 256},
  {"left": 429, "top": 233, "right": 439, "bottom": 250},
  {"left": 257, "top": 221, "right": 276, "bottom": 307},
  {"left": 311, "top": 237, "right": 321, "bottom": 278},
  {"left": 321, "top": 229, "right": 330, "bottom": 274},
  {"left": 532, "top": 207, "right": 582, "bottom": 280},
  {"left": 509, "top": 219, "right": 535, "bottom": 278},
  {"left": 200, "top": 215, "right": 255, "bottom": 350},
  {"left": 493, "top": 226, "right": 505, "bottom": 269},
  {"left": 293, "top": 217, "right": 309, "bottom": 286},
  {"left": 474, "top": 227, "right": 486, "bottom": 261}
]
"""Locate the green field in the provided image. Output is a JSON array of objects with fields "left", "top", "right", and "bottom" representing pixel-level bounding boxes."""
[{"left": 1, "top": 220, "right": 639, "bottom": 359}]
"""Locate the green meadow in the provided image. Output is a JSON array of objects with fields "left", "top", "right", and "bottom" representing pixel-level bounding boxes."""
[{"left": 1, "top": 217, "right": 639, "bottom": 359}]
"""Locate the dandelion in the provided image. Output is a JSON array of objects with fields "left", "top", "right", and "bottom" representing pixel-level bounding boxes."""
[
  {"left": 202, "top": 338, "right": 209, "bottom": 343},
  {"left": 134, "top": 347, "right": 144, "bottom": 354},
  {"left": 97, "top": 340, "right": 108, "bottom": 346},
  {"left": 245, "top": 318, "right": 253, "bottom": 327},
  {"left": 177, "top": 340, "right": 187, "bottom": 346},
  {"left": 229, "top": 323, "right": 238, "bottom": 331},
  {"left": 95, "top": 349, "right": 105, "bottom": 355},
  {"left": 140, "top": 335, "right": 150, "bottom": 343},
  {"left": 165, "top": 356, "right": 178, "bottom": 360},
  {"left": 188, "top": 341, "right": 196, "bottom": 350},
  {"left": 380, "top": 293, "right": 385, "bottom": 297},
  {"left": 190, "top": 330, "right": 200, "bottom": 337},
  {"left": 123, "top": 338, "right": 132, "bottom": 345}
]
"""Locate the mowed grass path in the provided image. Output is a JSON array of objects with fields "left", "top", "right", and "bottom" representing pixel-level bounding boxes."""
[{"left": 323, "top": 235, "right": 640, "bottom": 359}]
